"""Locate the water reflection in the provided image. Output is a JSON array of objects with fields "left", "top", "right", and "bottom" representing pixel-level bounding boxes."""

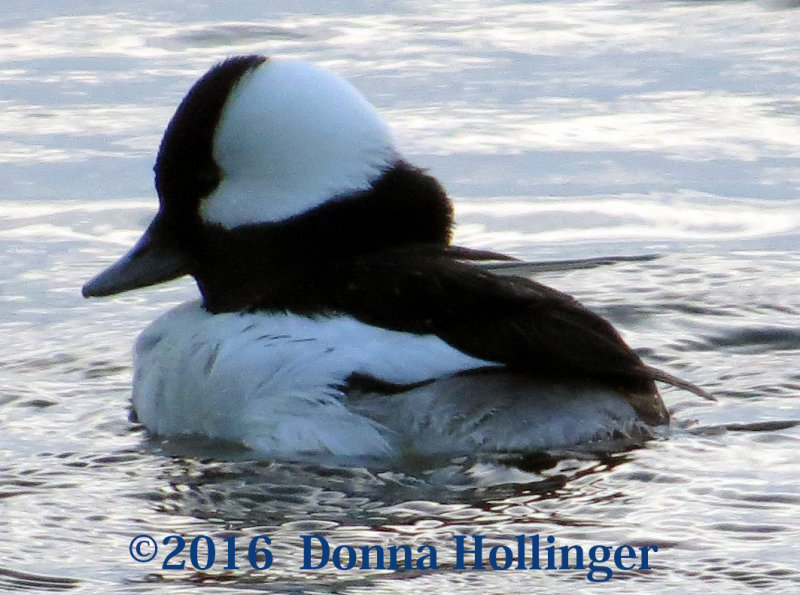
[{"left": 2, "top": 0, "right": 800, "bottom": 592}]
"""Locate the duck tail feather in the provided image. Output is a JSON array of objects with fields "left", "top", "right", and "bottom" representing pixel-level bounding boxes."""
[{"left": 645, "top": 366, "right": 716, "bottom": 402}]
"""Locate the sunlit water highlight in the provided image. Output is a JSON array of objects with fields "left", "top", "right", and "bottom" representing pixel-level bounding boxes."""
[{"left": 1, "top": 1, "right": 800, "bottom": 592}]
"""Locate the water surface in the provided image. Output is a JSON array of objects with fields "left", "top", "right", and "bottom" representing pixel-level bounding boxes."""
[{"left": 1, "top": 1, "right": 800, "bottom": 592}]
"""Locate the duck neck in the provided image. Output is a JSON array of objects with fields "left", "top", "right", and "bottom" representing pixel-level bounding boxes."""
[{"left": 192, "top": 162, "right": 454, "bottom": 314}]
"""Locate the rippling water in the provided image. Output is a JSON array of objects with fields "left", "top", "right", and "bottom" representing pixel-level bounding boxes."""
[{"left": 2, "top": 1, "right": 800, "bottom": 592}]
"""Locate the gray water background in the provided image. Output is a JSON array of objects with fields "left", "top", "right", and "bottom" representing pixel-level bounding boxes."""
[{"left": 1, "top": 1, "right": 800, "bottom": 592}]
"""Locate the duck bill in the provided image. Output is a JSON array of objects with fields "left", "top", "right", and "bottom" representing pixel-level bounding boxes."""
[{"left": 82, "top": 218, "right": 191, "bottom": 298}]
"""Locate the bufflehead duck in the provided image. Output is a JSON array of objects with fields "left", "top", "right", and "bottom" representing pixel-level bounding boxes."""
[{"left": 83, "top": 55, "right": 709, "bottom": 459}]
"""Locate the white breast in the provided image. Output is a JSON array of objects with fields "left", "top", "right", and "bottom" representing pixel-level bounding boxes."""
[{"left": 131, "top": 300, "right": 494, "bottom": 457}]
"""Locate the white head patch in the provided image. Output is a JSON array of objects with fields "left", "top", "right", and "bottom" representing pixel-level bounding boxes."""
[{"left": 199, "top": 59, "right": 400, "bottom": 228}]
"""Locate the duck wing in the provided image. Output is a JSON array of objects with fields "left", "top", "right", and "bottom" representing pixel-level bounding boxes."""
[{"left": 324, "top": 246, "right": 708, "bottom": 424}]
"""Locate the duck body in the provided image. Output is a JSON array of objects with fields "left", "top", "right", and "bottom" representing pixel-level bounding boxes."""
[
  {"left": 83, "top": 55, "right": 685, "bottom": 460},
  {"left": 131, "top": 297, "right": 654, "bottom": 458},
  {"left": 131, "top": 300, "right": 492, "bottom": 456}
]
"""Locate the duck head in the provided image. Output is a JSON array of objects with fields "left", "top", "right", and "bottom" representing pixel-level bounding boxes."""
[{"left": 83, "top": 56, "right": 453, "bottom": 311}]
